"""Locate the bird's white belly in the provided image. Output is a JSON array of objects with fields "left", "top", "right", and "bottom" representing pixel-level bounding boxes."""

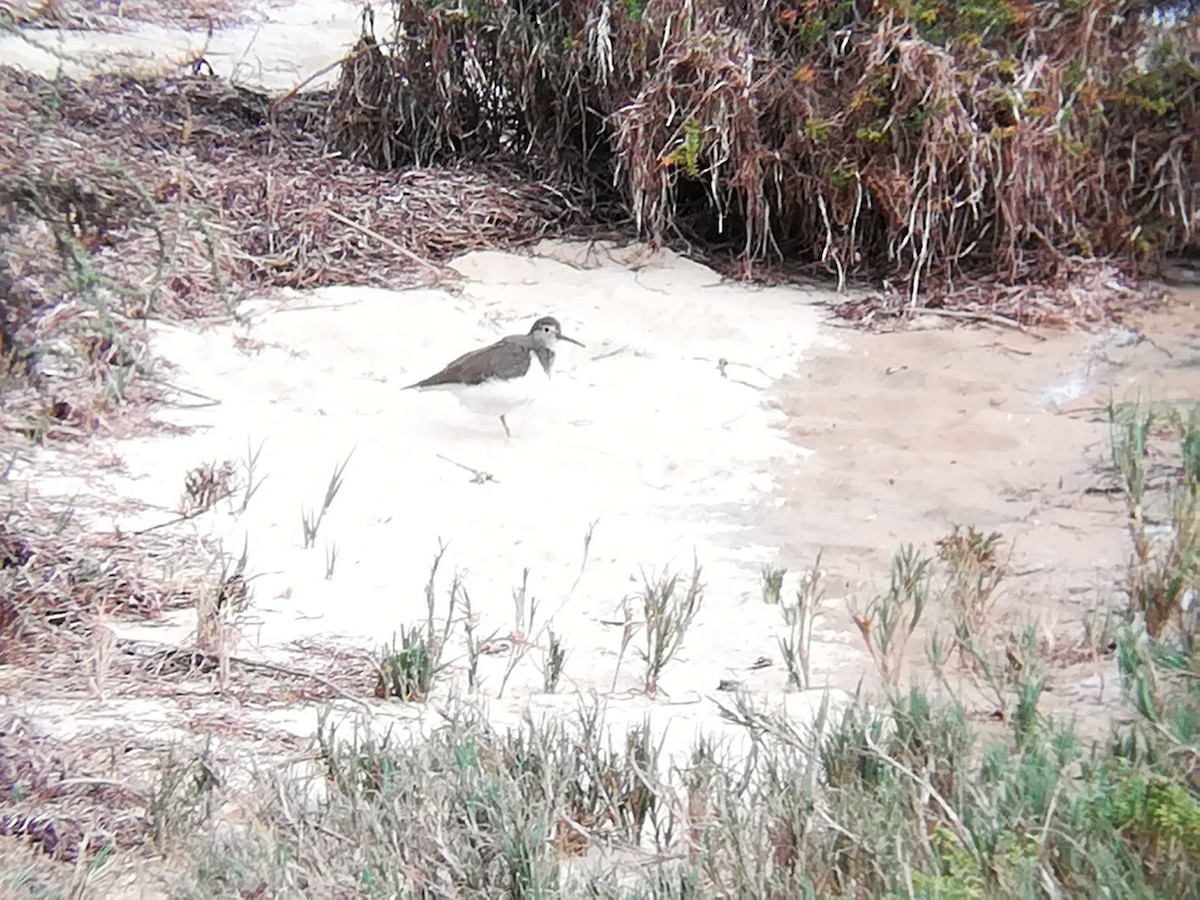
[{"left": 434, "top": 356, "right": 550, "bottom": 418}]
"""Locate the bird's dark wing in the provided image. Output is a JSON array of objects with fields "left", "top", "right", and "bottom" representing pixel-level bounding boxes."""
[{"left": 406, "top": 336, "right": 533, "bottom": 389}]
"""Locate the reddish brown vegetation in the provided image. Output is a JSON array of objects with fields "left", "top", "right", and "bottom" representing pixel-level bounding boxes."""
[{"left": 330, "top": 0, "right": 1197, "bottom": 313}]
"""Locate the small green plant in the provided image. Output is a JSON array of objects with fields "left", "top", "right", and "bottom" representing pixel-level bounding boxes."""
[
  {"left": 804, "top": 116, "right": 831, "bottom": 142},
  {"left": 851, "top": 545, "right": 932, "bottom": 688},
  {"left": 829, "top": 163, "right": 859, "bottom": 188},
  {"left": 375, "top": 546, "right": 458, "bottom": 700},
  {"left": 638, "top": 558, "right": 704, "bottom": 694},
  {"left": 661, "top": 117, "right": 703, "bottom": 176},
  {"left": 1098, "top": 767, "right": 1200, "bottom": 860},
  {"left": 301, "top": 449, "right": 353, "bottom": 549},
  {"left": 375, "top": 626, "right": 439, "bottom": 701},
  {"left": 854, "top": 119, "right": 889, "bottom": 143},
  {"left": 1114, "top": 625, "right": 1195, "bottom": 739},
  {"left": 1082, "top": 600, "right": 1119, "bottom": 662},
  {"left": 1110, "top": 401, "right": 1200, "bottom": 643},
  {"left": 145, "top": 742, "right": 221, "bottom": 854},
  {"left": 936, "top": 524, "right": 1008, "bottom": 662},
  {"left": 759, "top": 563, "right": 786, "bottom": 605},
  {"left": 35, "top": 75, "right": 63, "bottom": 122},
  {"left": 1129, "top": 488, "right": 1198, "bottom": 642},
  {"left": 618, "top": 0, "right": 647, "bottom": 23},
  {"left": 1173, "top": 405, "right": 1200, "bottom": 489},
  {"left": 1109, "top": 398, "right": 1155, "bottom": 525},
  {"left": 794, "top": 15, "right": 829, "bottom": 46}
]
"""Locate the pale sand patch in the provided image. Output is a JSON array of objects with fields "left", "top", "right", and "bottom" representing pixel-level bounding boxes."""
[
  {"left": 9, "top": 240, "right": 859, "bottom": 766},
  {"left": 0, "top": 0, "right": 364, "bottom": 91},
  {"left": 762, "top": 293, "right": 1200, "bottom": 738},
  {"left": 9, "top": 242, "right": 1194, "bottom": 767}
]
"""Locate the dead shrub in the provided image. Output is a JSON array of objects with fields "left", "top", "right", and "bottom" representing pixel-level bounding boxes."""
[{"left": 327, "top": 0, "right": 1197, "bottom": 317}]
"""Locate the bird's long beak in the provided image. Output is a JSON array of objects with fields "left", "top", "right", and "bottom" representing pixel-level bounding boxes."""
[{"left": 559, "top": 334, "right": 585, "bottom": 348}]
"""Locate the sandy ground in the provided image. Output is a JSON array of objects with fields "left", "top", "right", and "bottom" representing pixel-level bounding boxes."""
[
  {"left": 1, "top": 0, "right": 365, "bottom": 91},
  {"left": 6, "top": 241, "right": 858, "bottom": 763},
  {"left": 768, "top": 306, "right": 1198, "bottom": 598},
  {"left": 763, "top": 293, "right": 1200, "bottom": 730},
  {"left": 9, "top": 240, "right": 1197, "bottom": 749},
  {"left": 2, "top": 254, "right": 1195, "bottom": 894}
]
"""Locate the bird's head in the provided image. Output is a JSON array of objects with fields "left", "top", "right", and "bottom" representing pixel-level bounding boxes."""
[{"left": 529, "top": 316, "right": 584, "bottom": 350}]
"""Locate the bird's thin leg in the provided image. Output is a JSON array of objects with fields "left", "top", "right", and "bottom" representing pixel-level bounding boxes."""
[{"left": 500, "top": 415, "right": 512, "bottom": 438}]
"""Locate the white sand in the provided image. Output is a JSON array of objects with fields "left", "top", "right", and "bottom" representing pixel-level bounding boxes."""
[
  {"left": 11, "top": 241, "right": 863, "bottom": 761},
  {"left": 0, "top": 0, "right": 364, "bottom": 91}
]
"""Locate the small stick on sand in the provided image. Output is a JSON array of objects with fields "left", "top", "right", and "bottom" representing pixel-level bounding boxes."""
[
  {"left": 272, "top": 45, "right": 377, "bottom": 106},
  {"left": 229, "top": 656, "right": 372, "bottom": 710},
  {"left": 325, "top": 209, "right": 451, "bottom": 283},
  {"left": 908, "top": 307, "right": 1047, "bottom": 340},
  {"left": 435, "top": 453, "right": 497, "bottom": 484}
]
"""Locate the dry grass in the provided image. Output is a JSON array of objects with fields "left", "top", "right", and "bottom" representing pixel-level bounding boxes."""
[
  {"left": 0, "top": 481, "right": 376, "bottom": 873},
  {"left": 0, "top": 714, "right": 150, "bottom": 863},
  {"left": 0, "top": 491, "right": 199, "bottom": 665},
  {"left": 0, "top": 66, "right": 590, "bottom": 309},
  {"left": 0, "top": 477, "right": 375, "bottom": 702},
  {"left": 0, "top": 65, "right": 598, "bottom": 451}
]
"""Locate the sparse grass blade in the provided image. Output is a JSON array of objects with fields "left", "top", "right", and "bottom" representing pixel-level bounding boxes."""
[
  {"left": 637, "top": 558, "right": 704, "bottom": 694},
  {"left": 851, "top": 545, "right": 932, "bottom": 689},
  {"left": 239, "top": 437, "right": 267, "bottom": 514},
  {"left": 462, "top": 586, "right": 494, "bottom": 692},
  {"left": 778, "top": 552, "right": 826, "bottom": 690},
  {"left": 301, "top": 449, "right": 354, "bottom": 549},
  {"left": 542, "top": 628, "right": 567, "bottom": 693},
  {"left": 323, "top": 541, "right": 338, "bottom": 580},
  {"left": 936, "top": 524, "right": 1008, "bottom": 664}
]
